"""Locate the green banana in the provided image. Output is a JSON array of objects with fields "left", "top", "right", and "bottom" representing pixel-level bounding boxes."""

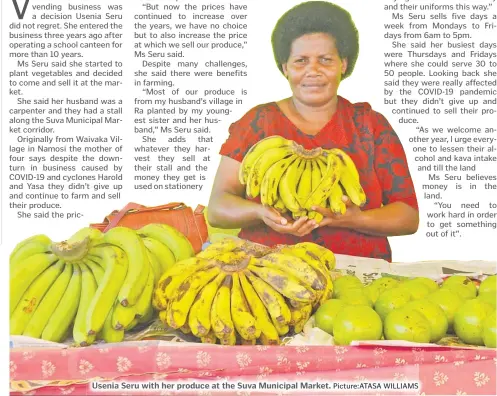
[
  {"left": 9, "top": 234, "right": 52, "bottom": 271},
  {"left": 85, "top": 245, "right": 128, "bottom": 335},
  {"left": 73, "top": 263, "right": 99, "bottom": 346},
  {"left": 141, "top": 237, "right": 176, "bottom": 276},
  {"left": 10, "top": 253, "right": 59, "bottom": 315},
  {"left": 145, "top": 248, "right": 161, "bottom": 286},
  {"left": 138, "top": 223, "right": 194, "bottom": 262},
  {"left": 10, "top": 260, "right": 64, "bottom": 335},
  {"left": 99, "top": 226, "right": 149, "bottom": 307},
  {"left": 101, "top": 302, "right": 124, "bottom": 343},
  {"left": 23, "top": 263, "right": 73, "bottom": 339},
  {"left": 112, "top": 301, "right": 137, "bottom": 330},
  {"left": 132, "top": 269, "right": 155, "bottom": 319},
  {"left": 41, "top": 264, "right": 82, "bottom": 342}
]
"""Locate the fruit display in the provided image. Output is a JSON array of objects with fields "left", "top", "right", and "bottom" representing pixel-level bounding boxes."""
[
  {"left": 153, "top": 238, "right": 336, "bottom": 345},
  {"left": 10, "top": 224, "right": 194, "bottom": 346},
  {"left": 238, "top": 135, "right": 367, "bottom": 222},
  {"left": 314, "top": 273, "right": 497, "bottom": 348}
]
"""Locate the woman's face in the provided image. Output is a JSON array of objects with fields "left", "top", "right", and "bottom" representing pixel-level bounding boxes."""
[{"left": 282, "top": 33, "right": 347, "bottom": 107}]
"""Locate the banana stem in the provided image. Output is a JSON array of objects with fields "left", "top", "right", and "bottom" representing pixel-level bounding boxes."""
[{"left": 51, "top": 237, "right": 91, "bottom": 262}]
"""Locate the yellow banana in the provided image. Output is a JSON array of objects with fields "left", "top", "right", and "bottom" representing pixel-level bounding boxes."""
[
  {"left": 73, "top": 263, "right": 99, "bottom": 346},
  {"left": 138, "top": 304, "right": 155, "bottom": 324},
  {"left": 137, "top": 223, "right": 194, "bottom": 262},
  {"left": 244, "top": 270, "right": 291, "bottom": 325},
  {"left": 308, "top": 160, "right": 324, "bottom": 221},
  {"left": 9, "top": 234, "right": 52, "bottom": 271},
  {"left": 85, "top": 246, "right": 128, "bottom": 336},
  {"left": 251, "top": 253, "right": 324, "bottom": 291},
  {"left": 197, "top": 238, "right": 246, "bottom": 260},
  {"left": 246, "top": 146, "right": 296, "bottom": 199},
  {"left": 189, "top": 272, "right": 226, "bottom": 337},
  {"left": 83, "top": 257, "right": 105, "bottom": 282},
  {"left": 10, "top": 260, "right": 64, "bottom": 335},
  {"left": 10, "top": 253, "right": 59, "bottom": 315},
  {"left": 278, "top": 158, "right": 306, "bottom": 214},
  {"left": 210, "top": 276, "right": 235, "bottom": 340},
  {"left": 231, "top": 274, "right": 259, "bottom": 340},
  {"left": 304, "top": 152, "right": 341, "bottom": 210},
  {"left": 23, "top": 262, "right": 73, "bottom": 339},
  {"left": 329, "top": 148, "right": 360, "bottom": 182},
  {"left": 101, "top": 302, "right": 124, "bottom": 343},
  {"left": 339, "top": 172, "right": 367, "bottom": 207},
  {"left": 239, "top": 272, "right": 280, "bottom": 345},
  {"left": 98, "top": 227, "right": 149, "bottom": 307},
  {"left": 271, "top": 317, "right": 290, "bottom": 336},
  {"left": 124, "top": 318, "right": 139, "bottom": 332},
  {"left": 142, "top": 237, "right": 176, "bottom": 276},
  {"left": 296, "top": 159, "right": 312, "bottom": 207},
  {"left": 156, "top": 257, "right": 213, "bottom": 302},
  {"left": 168, "top": 266, "right": 221, "bottom": 329},
  {"left": 219, "top": 331, "right": 237, "bottom": 346},
  {"left": 273, "top": 197, "right": 288, "bottom": 214},
  {"left": 260, "top": 154, "right": 298, "bottom": 205},
  {"left": 294, "top": 304, "right": 313, "bottom": 333},
  {"left": 248, "top": 265, "right": 316, "bottom": 303},
  {"left": 239, "top": 135, "right": 293, "bottom": 185},
  {"left": 294, "top": 242, "right": 336, "bottom": 270},
  {"left": 42, "top": 264, "right": 82, "bottom": 342},
  {"left": 329, "top": 182, "right": 347, "bottom": 214},
  {"left": 200, "top": 330, "right": 218, "bottom": 344}
]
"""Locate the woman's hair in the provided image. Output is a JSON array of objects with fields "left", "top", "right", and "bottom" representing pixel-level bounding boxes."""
[{"left": 271, "top": 1, "right": 359, "bottom": 79}]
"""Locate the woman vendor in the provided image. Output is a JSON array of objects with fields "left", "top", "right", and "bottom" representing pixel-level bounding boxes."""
[{"left": 207, "top": 1, "right": 419, "bottom": 262}]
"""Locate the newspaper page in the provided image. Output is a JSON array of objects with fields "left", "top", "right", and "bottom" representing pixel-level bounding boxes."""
[{"left": 2, "top": 0, "right": 497, "bottom": 394}]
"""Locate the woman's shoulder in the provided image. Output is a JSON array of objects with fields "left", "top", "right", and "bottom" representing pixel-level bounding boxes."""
[
  {"left": 231, "top": 102, "right": 280, "bottom": 124},
  {"left": 339, "top": 96, "right": 391, "bottom": 130}
]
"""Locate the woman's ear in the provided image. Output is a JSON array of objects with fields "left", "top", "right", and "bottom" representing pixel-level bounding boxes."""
[
  {"left": 282, "top": 63, "right": 288, "bottom": 78},
  {"left": 341, "top": 58, "right": 348, "bottom": 76}
]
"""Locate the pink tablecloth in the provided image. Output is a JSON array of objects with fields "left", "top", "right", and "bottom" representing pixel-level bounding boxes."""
[{"left": 10, "top": 343, "right": 497, "bottom": 395}]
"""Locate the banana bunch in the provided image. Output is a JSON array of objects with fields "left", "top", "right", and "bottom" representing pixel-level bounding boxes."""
[
  {"left": 154, "top": 238, "right": 335, "bottom": 345},
  {"left": 9, "top": 223, "right": 195, "bottom": 346},
  {"left": 239, "top": 135, "right": 367, "bottom": 223}
]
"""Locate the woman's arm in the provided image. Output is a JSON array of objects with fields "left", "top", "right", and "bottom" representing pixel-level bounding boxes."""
[
  {"left": 207, "top": 156, "right": 318, "bottom": 236},
  {"left": 314, "top": 198, "right": 419, "bottom": 237}
]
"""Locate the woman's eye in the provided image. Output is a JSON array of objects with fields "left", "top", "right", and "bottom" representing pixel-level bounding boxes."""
[
  {"left": 295, "top": 58, "right": 306, "bottom": 64},
  {"left": 321, "top": 58, "right": 333, "bottom": 63}
]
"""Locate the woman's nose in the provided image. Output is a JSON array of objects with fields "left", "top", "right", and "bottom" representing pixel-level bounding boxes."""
[{"left": 305, "top": 59, "right": 321, "bottom": 75}]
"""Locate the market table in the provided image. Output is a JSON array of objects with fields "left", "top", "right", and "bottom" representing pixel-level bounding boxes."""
[{"left": 10, "top": 341, "right": 497, "bottom": 395}]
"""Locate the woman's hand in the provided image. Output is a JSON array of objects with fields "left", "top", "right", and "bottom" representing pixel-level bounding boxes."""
[
  {"left": 259, "top": 206, "right": 318, "bottom": 237},
  {"left": 312, "top": 195, "right": 363, "bottom": 229}
]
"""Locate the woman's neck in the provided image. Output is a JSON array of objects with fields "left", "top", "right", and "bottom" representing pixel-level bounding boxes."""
[{"left": 289, "top": 95, "right": 339, "bottom": 124}]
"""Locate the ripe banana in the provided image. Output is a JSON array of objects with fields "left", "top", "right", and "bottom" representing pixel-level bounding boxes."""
[
  {"left": 239, "top": 135, "right": 293, "bottom": 185},
  {"left": 293, "top": 304, "right": 313, "bottom": 334},
  {"left": 231, "top": 274, "right": 259, "bottom": 340},
  {"left": 339, "top": 170, "right": 367, "bottom": 207},
  {"left": 73, "top": 263, "right": 99, "bottom": 346},
  {"left": 239, "top": 272, "right": 280, "bottom": 345},
  {"left": 10, "top": 253, "right": 59, "bottom": 315},
  {"left": 188, "top": 272, "right": 226, "bottom": 337},
  {"left": 308, "top": 160, "right": 324, "bottom": 221},
  {"left": 294, "top": 242, "right": 336, "bottom": 270},
  {"left": 246, "top": 146, "right": 296, "bottom": 199},
  {"left": 244, "top": 270, "right": 291, "bottom": 325},
  {"left": 329, "top": 183, "right": 347, "bottom": 214},
  {"left": 9, "top": 234, "right": 52, "bottom": 271},
  {"left": 200, "top": 330, "right": 218, "bottom": 344},
  {"left": 278, "top": 158, "right": 306, "bottom": 214},
  {"left": 271, "top": 317, "right": 290, "bottom": 336},
  {"left": 329, "top": 148, "right": 360, "bottom": 182},
  {"left": 260, "top": 154, "right": 298, "bottom": 206},
  {"left": 42, "top": 264, "right": 82, "bottom": 342},
  {"left": 304, "top": 152, "right": 341, "bottom": 210},
  {"left": 273, "top": 197, "right": 288, "bottom": 214},
  {"left": 168, "top": 266, "right": 221, "bottom": 329},
  {"left": 101, "top": 302, "right": 124, "bottom": 343},
  {"left": 101, "top": 226, "right": 150, "bottom": 307},
  {"left": 156, "top": 257, "right": 213, "bottom": 301},
  {"left": 210, "top": 276, "right": 235, "bottom": 341},
  {"left": 251, "top": 253, "right": 323, "bottom": 291},
  {"left": 138, "top": 223, "right": 194, "bottom": 262},
  {"left": 85, "top": 245, "right": 128, "bottom": 335},
  {"left": 196, "top": 238, "right": 246, "bottom": 260},
  {"left": 296, "top": 159, "right": 312, "bottom": 207},
  {"left": 10, "top": 260, "right": 64, "bottom": 335},
  {"left": 23, "top": 263, "right": 73, "bottom": 339},
  {"left": 248, "top": 265, "right": 316, "bottom": 303},
  {"left": 141, "top": 237, "right": 176, "bottom": 275}
]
